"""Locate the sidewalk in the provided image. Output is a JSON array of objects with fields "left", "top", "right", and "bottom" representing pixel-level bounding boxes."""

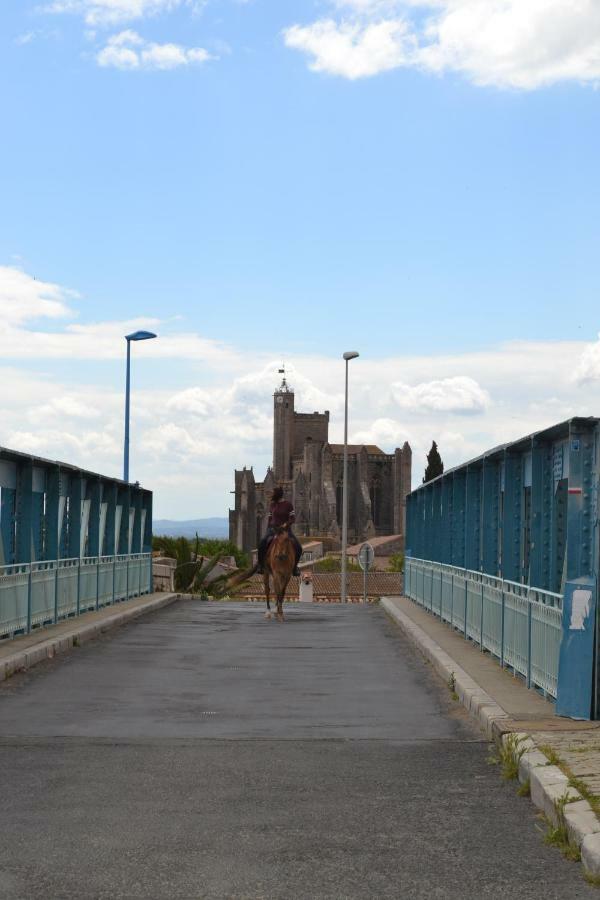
[
  {"left": 0, "top": 591, "right": 179, "bottom": 682},
  {"left": 382, "top": 594, "right": 600, "bottom": 875}
]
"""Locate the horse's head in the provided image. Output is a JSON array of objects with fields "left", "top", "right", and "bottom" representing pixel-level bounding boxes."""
[{"left": 272, "top": 526, "right": 293, "bottom": 563}]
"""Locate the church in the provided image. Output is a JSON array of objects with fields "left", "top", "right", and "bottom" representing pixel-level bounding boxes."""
[{"left": 229, "top": 376, "right": 412, "bottom": 554}]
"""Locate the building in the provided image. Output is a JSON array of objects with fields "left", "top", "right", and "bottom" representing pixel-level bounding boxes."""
[{"left": 229, "top": 376, "right": 412, "bottom": 553}]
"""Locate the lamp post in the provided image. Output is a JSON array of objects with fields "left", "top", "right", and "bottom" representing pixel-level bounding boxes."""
[
  {"left": 341, "top": 351, "right": 359, "bottom": 604},
  {"left": 123, "top": 330, "right": 157, "bottom": 483}
]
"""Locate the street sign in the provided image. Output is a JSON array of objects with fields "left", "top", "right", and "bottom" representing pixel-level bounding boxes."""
[{"left": 358, "top": 543, "right": 374, "bottom": 572}]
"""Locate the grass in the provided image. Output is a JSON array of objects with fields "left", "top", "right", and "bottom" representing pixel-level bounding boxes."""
[
  {"left": 538, "top": 743, "right": 600, "bottom": 817},
  {"left": 447, "top": 671, "right": 459, "bottom": 701},
  {"left": 584, "top": 871, "right": 600, "bottom": 888},
  {"left": 542, "top": 794, "right": 581, "bottom": 862},
  {"left": 538, "top": 743, "right": 561, "bottom": 767},
  {"left": 517, "top": 778, "right": 531, "bottom": 798},
  {"left": 497, "top": 733, "right": 528, "bottom": 781}
]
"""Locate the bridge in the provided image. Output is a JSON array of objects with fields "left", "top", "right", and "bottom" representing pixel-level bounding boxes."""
[
  {"left": 405, "top": 416, "right": 599, "bottom": 720},
  {"left": 1, "top": 428, "right": 600, "bottom": 898}
]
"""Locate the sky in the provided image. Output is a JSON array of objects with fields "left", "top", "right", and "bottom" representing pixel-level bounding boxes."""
[{"left": 1, "top": 0, "right": 600, "bottom": 519}]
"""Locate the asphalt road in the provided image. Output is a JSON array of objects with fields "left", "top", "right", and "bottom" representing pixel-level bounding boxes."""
[{"left": 0, "top": 600, "right": 594, "bottom": 899}]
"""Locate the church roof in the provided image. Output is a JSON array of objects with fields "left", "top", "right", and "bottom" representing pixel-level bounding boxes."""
[{"left": 328, "top": 444, "right": 385, "bottom": 455}]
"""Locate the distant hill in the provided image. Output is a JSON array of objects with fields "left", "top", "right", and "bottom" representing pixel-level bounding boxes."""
[{"left": 153, "top": 518, "right": 229, "bottom": 539}]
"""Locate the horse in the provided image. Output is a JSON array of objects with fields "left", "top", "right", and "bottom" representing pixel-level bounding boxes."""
[
  {"left": 263, "top": 524, "right": 296, "bottom": 622},
  {"left": 224, "top": 524, "right": 296, "bottom": 622}
]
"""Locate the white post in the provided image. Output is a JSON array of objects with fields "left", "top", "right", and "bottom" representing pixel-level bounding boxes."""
[{"left": 341, "top": 351, "right": 359, "bottom": 604}]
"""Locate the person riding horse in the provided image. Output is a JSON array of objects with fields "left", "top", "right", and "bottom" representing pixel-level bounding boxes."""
[{"left": 257, "top": 487, "right": 302, "bottom": 577}]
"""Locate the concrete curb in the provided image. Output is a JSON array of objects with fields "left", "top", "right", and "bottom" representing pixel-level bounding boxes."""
[
  {"left": 380, "top": 596, "right": 600, "bottom": 879},
  {"left": 0, "top": 593, "right": 180, "bottom": 683}
]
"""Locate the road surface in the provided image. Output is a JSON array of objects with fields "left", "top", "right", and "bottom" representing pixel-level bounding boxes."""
[{"left": 0, "top": 600, "right": 593, "bottom": 899}]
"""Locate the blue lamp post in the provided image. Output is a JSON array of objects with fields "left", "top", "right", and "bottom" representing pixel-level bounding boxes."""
[{"left": 123, "top": 330, "right": 157, "bottom": 483}]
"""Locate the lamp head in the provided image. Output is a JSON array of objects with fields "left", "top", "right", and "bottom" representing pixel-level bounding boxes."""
[
  {"left": 343, "top": 351, "right": 359, "bottom": 361},
  {"left": 125, "top": 330, "right": 157, "bottom": 342}
]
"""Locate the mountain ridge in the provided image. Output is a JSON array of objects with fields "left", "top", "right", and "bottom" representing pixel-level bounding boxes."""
[{"left": 153, "top": 518, "right": 229, "bottom": 539}]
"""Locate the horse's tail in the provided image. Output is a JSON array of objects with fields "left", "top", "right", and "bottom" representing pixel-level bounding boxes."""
[{"left": 225, "top": 563, "right": 259, "bottom": 591}]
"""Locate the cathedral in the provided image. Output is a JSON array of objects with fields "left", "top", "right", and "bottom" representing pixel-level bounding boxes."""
[{"left": 229, "top": 377, "right": 412, "bottom": 554}]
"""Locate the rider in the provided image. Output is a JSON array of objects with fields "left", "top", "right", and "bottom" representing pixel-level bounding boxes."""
[{"left": 257, "top": 486, "right": 302, "bottom": 577}]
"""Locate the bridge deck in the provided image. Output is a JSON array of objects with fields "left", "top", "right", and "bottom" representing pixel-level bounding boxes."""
[{"left": 0, "top": 600, "right": 594, "bottom": 898}]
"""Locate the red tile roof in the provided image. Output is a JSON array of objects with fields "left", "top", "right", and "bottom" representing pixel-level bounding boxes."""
[{"left": 233, "top": 572, "right": 402, "bottom": 599}]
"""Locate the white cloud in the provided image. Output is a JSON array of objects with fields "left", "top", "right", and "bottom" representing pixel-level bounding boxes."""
[
  {"left": 45, "top": 1, "right": 181, "bottom": 27},
  {"left": 391, "top": 375, "right": 490, "bottom": 414},
  {"left": 284, "top": 1, "right": 600, "bottom": 89},
  {"left": 574, "top": 333, "right": 600, "bottom": 384},
  {"left": 0, "top": 266, "right": 234, "bottom": 362},
  {"left": 0, "top": 265, "right": 74, "bottom": 324},
  {"left": 1, "top": 266, "right": 599, "bottom": 518},
  {"left": 15, "top": 32, "right": 37, "bottom": 46},
  {"left": 284, "top": 18, "right": 414, "bottom": 80},
  {"left": 96, "top": 29, "right": 212, "bottom": 69}
]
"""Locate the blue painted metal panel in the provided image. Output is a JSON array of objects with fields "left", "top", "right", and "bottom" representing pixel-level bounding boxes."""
[
  {"left": 1, "top": 488, "right": 16, "bottom": 566},
  {"left": 452, "top": 471, "right": 466, "bottom": 568},
  {"left": 482, "top": 459, "right": 500, "bottom": 576},
  {"left": 441, "top": 477, "right": 453, "bottom": 564},
  {"left": 404, "top": 417, "right": 600, "bottom": 719},
  {"left": 0, "top": 447, "right": 152, "bottom": 570},
  {"left": 556, "top": 577, "right": 596, "bottom": 718},
  {"left": 15, "top": 462, "right": 33, "bottom": 565},
  {"left": 502, "top": 453, "right": 522, "bottom": 583},
  {"left": 465, "top": 466, "right": 481, "bottom": 571}
]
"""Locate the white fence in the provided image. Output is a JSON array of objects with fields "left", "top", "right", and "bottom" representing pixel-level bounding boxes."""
[
  {"left": 0, "top": 553, "right": 152, "bottom": 641},
  {"left": 404, "top": 557, "right": 563, "bottom": 699}
]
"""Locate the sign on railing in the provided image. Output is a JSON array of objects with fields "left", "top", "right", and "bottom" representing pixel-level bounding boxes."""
[
  {"left": 0, "top": 553, "right": 152, "bottom": 641},
  {"left": 404, "top": 557, "right": 563, "bottom": 699}
]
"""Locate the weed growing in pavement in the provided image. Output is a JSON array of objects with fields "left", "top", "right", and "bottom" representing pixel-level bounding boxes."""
[
  {"left": 584, "top": 871, "right": 600, "bottom": 888},
  {"left": 517, "top": 778, "right": 530, "bottom": 798},
  {"left": 539, "top": 743, "right": 562, "bottom": 767},
  {"left": 498, "top": 733, "right": 528, "bottom": 781},
  {"left": 543, "top": 794, "right": 581, "bottom": 862},
  {"left": 447, "top": 671, "right": 459, "bottom": 701},
  {"left": 538, "top": 745, "right": 600, "bottom": 817}
]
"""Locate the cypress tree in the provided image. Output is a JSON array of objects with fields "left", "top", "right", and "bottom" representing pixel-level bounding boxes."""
[{"left": 423, "top": 441, "right": 444, "bottom": 483}]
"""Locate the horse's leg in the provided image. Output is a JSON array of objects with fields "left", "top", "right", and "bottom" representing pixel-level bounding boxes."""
[
  {"left": 276, "top": 576, "right": 286, "bottom": 622},
  {"left": 264, "top": 571, "right": 272, "bottom": 620}
]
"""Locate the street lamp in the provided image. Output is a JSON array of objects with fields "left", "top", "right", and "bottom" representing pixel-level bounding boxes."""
[
  {"left": 341, "top": 350, "right": 359, "bottom": 604},
  {"left": 123, "top": 330, "right": 157, "bottom": 483}
]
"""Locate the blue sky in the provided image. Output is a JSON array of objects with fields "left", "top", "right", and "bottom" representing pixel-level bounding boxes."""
[{"left": 1, "top": 1, "right": 600, "bottom": 517}]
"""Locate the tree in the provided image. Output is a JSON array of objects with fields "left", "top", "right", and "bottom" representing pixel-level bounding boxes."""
[
  {"left": 387, "top": 553, "right": 404, "bottom": 573},
  {"left": 423, "top": 441, "right": 444, "bottom": 483}
]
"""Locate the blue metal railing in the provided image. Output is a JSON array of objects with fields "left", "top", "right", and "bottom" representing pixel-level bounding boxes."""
[
  {"left": 405, "top": 557, "right": 563, "bottom": 699},
  {"left": 0, "top": 552, "right": 152, "bottom": 641}
]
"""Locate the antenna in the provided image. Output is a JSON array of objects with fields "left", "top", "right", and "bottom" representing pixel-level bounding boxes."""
[{"left": 278, "top": 363, "right": 290, "bottom": 392}]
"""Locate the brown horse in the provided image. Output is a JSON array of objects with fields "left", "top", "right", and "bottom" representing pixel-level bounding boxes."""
[
  {"left": 224, "top": 525, "right": 296, "bottom": 622},
  {"left": 263, "top": 525, "right": 295, "bottom": 622}
]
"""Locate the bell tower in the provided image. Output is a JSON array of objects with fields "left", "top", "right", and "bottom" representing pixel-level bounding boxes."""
[{"left": 273, "top": 369, "right": 294, "bottom": 483}]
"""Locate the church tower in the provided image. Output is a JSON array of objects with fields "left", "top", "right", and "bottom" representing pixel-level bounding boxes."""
[{"left": 273, "top": 373, "right": 294, "bottom": 483}]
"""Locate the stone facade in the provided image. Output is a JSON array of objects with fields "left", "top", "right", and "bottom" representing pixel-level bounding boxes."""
[{"left": 229, "top": 379, "right": 412, "bottom": 553}]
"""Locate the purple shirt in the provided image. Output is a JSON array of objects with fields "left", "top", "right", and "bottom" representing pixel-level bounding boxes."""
[{"left": 269, "top": 500, "right": 295, "bottom": 527}]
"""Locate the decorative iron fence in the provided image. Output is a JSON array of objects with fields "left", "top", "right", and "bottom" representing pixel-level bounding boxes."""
[
  {"left": 0, "top": 553, "right": 152, "bottom": 641},
  {"left": 404, "top": 557, "right": 563, "bottom": 699}
]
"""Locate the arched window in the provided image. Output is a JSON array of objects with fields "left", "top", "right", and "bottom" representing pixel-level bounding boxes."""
[
  {"left": 336, "top": 478, "right": 343, "bottom": 527},
  {"left": 370, "top": 475, "right": 382, "bottom": 527}
]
